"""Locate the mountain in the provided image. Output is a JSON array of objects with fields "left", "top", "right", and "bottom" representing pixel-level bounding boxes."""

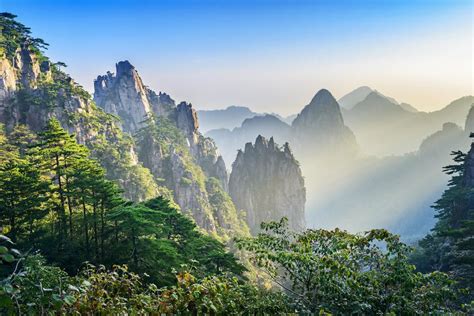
[
  {"left": 0, "top": 37, "right": 165, "bottom": 203},
  {"left": 292, "top": 89, "right": 358, "bottom": 158},
  {"left": 207, "top": 114, "right": 291, "bottom": 165},
  {"left": 338, "top": 86, "right": 373, "bottom": 109},
  {"left": 94, "top": 61, "right": 248, "bottom": 239},
  {"left": 339, "top": 86, "right": 417, "bottom": 113},
  {"left": 94, "top": 61, "right": 175, "bottom": 133},
  {"left": 0, "top": 18, "right": 247, "bottom": 240},
  {"left": 206, "top": 89, "right": 358, "bottom": 167},
  {"left": 197, "top": 106, "right": 258, "bottom": 133},
  {"left": 229, "top": 135, "right": 305, "bottom": 233},
  {"left": 343, "top": 91, "right": 474, "bottom": 156}
]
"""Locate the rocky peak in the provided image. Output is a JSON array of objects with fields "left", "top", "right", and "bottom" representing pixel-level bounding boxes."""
[
  {"left": 175, "top": 101, "right": 199, "bottom": 146},
  {"left": 291, "top": 88, "right": 357, "bottom": 157},
  {"left": 229, "top": 136, "right": 305, "bottom": 233},
  {"left": 94, "top": 60, "right": 175, "bottom": 133},
  {"left": 293, "top": 89, "right": 345, "bottom": 131},
  {"left": 116, "top": 60, "right": 135, "bottom": 77}
]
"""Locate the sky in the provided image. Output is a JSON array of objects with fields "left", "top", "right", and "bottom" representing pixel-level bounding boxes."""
[{"left": 2, "top": 0, "right": 473, "bottom": 115}]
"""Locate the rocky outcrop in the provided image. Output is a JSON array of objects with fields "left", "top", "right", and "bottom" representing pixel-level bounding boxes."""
[
  {"left": 94, "top": 62, "right": 228, "bottom": 191},
  {"left": 94, "top": 61, "right": 174, "bottom": 133},
  {"left": 292, "top": 89, "right": 358, "bottom": 158},
  {"left": 206, "top": 114, "right": 292, "bottom": 167},
  {"left": 93, "top": 61, "right": 247, "bottom": 237},
  {"left": 168, "top": 149, "right": 217, "bottom": 232},
  {"left": 229, "top": 135, "right": 306, "bottom": 233},
  {"left": 0, "top": 44, "right": 161, "bottom": 202}
]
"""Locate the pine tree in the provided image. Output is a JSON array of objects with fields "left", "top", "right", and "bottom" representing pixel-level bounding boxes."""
[
  {"left": 416, "top": 147, "right": 474, "bottom": 301},
  {"left": 30, "top": 119, "right": 88, "bottom": 247},
  {"left": 0, "top": 125, "right": 48, "bottom": 244}
]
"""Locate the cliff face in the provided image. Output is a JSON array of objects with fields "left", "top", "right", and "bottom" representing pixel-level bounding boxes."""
[
  {"left": 292, "top": 89, "right": 358, "bottom": 158},
  {"left": 0, "top": 21, "right": 245, "bottom": 240},
  {"left": 94, "top": 61, "right": 244, "bottom": 237},
  {"left": 94, "top": 61, "right": 174, "bottom": 133},
  {"left": 0, "top": 46, "right": 163, "bottom": 202},
  {"left": 94, "top": 62, "right": 228, "bottom": 191},
  {"left": 229, "top": 135, "right": 306, "bottom": 233}
]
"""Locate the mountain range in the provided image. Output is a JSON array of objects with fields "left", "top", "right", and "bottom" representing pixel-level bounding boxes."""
[{"left": 200, "top": 86, "right": 473, "bottom": 240}]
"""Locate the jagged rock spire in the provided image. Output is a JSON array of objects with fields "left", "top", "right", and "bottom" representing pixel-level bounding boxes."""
[{"left": 229, "top": 135, "right": 305, "bottom": 234}]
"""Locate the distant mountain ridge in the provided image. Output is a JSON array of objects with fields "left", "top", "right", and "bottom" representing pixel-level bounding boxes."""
[
  {"left": 207, "top": 89, "right": 358, "bottom": 167},
  {"left": 198, "top": 106, "right": 296, "bottom": 133},
  {"left": 197, "top": 106, "right": 258, "bottom": 133},
  {"left": 343, "top": 89, "right": 474, "bottom": 156}
]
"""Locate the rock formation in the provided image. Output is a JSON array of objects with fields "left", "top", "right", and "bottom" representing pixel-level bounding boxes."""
[
  {"left": 94, "top": 61, "right": 228, "bottom": 191},
  {"left": 93, "top": 61, "right": 246, "bottom": 237},
  {"left": 207, "top": 114, "right": 292, "bottom": 166},
  {"left": 0, "top": 43, "right": 162, "bottom": 203},
  {"left": 94, "top": 61, "right": 174, "bottom": 133},
  {"left": 0, "top": 24, "right": 245, "bottom": 239},
  {"left": 229, "top": 135, "right": 306, "bottom": 233}
]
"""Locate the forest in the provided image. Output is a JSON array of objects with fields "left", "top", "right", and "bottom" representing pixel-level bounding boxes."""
[{"left": 0, "top": 11, "right": 473, "bottom": 315}]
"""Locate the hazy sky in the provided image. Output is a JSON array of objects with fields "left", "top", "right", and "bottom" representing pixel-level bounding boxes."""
[{"left": 3, "top": 0, "right": 473, "bottom": 115}]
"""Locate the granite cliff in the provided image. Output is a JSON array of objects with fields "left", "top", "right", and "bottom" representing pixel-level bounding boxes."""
[
  {"left": 94, "top": 61, "right": 244, "bottom": 238},
  {"left": 0, "top": 15, "right": 246, "bottom": 240},
  {"left": 229, "top": 135, "right": 306, "bottom": 233}
]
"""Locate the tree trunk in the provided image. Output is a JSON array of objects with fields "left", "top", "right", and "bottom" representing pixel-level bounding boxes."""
[
  {"left": 64, "top": 160, "right": 74, "bottom": 240},
  {"left": 82, "top": 196, "right": 89, "bottom": 255},
  {"left": 92, "top": 195, "right": 98, "bottom": 261},
  {"left": 55, "top": 153, "right": 67, "bottom": 242}
]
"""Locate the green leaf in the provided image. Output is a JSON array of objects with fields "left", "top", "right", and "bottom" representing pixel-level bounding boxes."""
[{"left": 1, "top": 253, "right": 14, "bottom": 263}]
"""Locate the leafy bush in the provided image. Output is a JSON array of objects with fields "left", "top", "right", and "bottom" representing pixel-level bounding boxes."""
[{"left": 237, "top": 218, "right": 461, "bottom": 314}]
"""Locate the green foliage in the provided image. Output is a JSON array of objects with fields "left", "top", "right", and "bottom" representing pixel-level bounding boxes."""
[
  {"left": 0, "top": 239, "right": 291, "bottom": 315},
  {"left": 0, "top": 121, "right": 243, "bottom": 289},
  {"left": 0, "top": 12, "right": 48, "bottom": 60},
  {"left": 237, "top": 218, "right": 461, "bottom": 314},
  {"left": 156, "top": 270, "right": 292, "bottom": 315},
  {"left": 136, "top": 115, "right": 207, "bottom": 191},
  {"left": 107, "top": 197, "right": 245, "bottom": 286},
  {"left": 206, "top": 177, "right": 250, "bottom": 240},
  {"left": 414, "top": 150, "right": 474, "bottom": 302}
]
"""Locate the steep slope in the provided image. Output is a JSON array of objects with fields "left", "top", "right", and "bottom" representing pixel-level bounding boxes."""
[
  {"left": 291, "top": 89, "right": 358, "bottom": 158},
  {"left": 0, "top": 14, "right": 247, "bottom": 240},
  {"left": 229, "top": 136, "right": 305, "bottom": 233},
  {"left": 93, "top": 62, "right": 248, "bottom": 239},
  {"left": 400, "top": 102, "right": 418, "bottom": 113},
  {"left": 94, "top": 61, "right": 175, "bottom": 133},
  {"left": 0, "top": 17, "right": 161, "bottom": 202},
  {"left": 94, "top": 62, "right": 228, "bottom": 191}
]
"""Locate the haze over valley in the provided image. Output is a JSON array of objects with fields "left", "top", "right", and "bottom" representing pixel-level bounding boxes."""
[{"left": 0, "top": 1, "right": 473, "bottom": 313}]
